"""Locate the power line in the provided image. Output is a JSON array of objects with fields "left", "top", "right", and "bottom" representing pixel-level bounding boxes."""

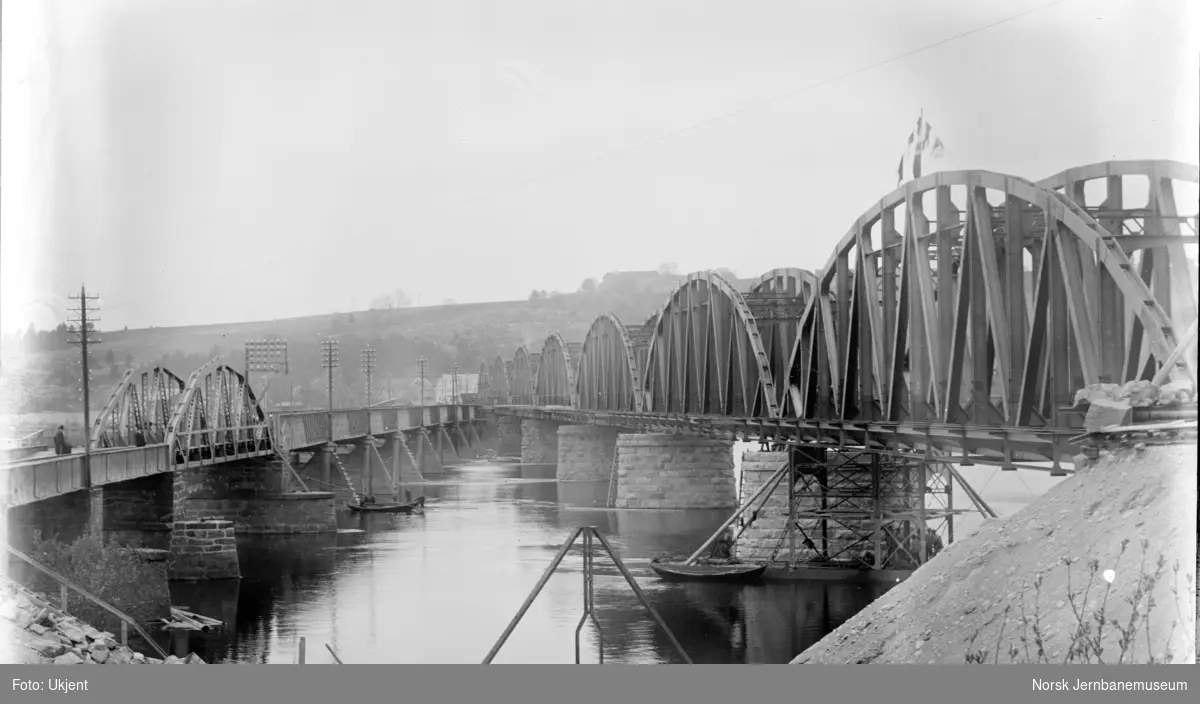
[
  {"left": 444, "top": 0, "right": 1071, "bottom": 208},
  {"left": 214, "top": 0, "right": 1069, "bottom": 285}
]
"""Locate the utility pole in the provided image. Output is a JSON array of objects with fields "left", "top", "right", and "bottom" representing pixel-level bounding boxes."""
[
  {"left": 361, "top": 348, "right": 377, "bottom": 407},
  {"left": 450, "top": 362, "right": 460, "bottom": 405},
  {"left": 246, "top": 339, "right": 288, "bottom": 451},
  {"left": 68, "top": 285, "right": 101, "bottom": 488},
  {"left": 416, "top": 355, "right": 429, "bottom": 408},
  {"left": 321, "top": 339, "right": 339, "bottom": 440}
]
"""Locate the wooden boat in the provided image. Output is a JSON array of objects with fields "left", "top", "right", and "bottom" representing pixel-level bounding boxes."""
[
  {"left": 649, "top": 558, "right": 767, "bottom": 583},
  {"left": 346, "top": 496, "right": 426, "bottom": 514}
]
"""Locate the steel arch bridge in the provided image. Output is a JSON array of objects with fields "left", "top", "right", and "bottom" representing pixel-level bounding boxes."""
[
  {"left": 486, "top": 159, "right": 1198, "bottom": 462},
  {"left": 165, "top": 358, "right": 273, "bottom": 466},
  {"left": 92, "top": 366, "right": 188, "bottom": 448}
]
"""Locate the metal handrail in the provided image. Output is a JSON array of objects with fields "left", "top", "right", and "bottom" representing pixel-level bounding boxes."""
[
  {"left": 482, "top": 526, "right": 693, "bottom": 664},
  {"left": 4, "top": 544, "right": 170, "bottom": 659}
]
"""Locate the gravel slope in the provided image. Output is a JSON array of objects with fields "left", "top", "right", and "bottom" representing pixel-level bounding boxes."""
[{"left": 792, "top": 443, "right": 1197, "bottom": 664}]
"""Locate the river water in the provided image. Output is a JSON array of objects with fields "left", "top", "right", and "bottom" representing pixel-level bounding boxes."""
[{"left": 162, "top": 461, "right": 895, "bottom": 664}]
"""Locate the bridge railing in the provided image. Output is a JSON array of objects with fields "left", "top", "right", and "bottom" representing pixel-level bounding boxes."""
[
  {"left": 0, "top": 444, "right": 176, "bottom": 508},
  {"left": 270, "top": 404, "right": 479, "bottom": 451},
  {"left": 88, "top": 444, "right": 171, "bottom": 485}
]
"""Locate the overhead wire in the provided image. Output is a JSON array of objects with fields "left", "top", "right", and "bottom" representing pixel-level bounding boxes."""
[{"left": 212, "top": 0, "right": 1071, "bottom": 286}]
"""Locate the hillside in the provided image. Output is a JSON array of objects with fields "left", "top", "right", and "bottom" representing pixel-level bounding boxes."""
[
  {"left": 790, "top": 442, "right": 1197, "bottom": 664},
  {"left": 1, "top": 270, "right": 707, "bottom": 419}
]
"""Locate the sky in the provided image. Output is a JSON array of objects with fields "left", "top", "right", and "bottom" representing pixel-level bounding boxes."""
[{"left": 1, "top": 0, "right": 1198, "bottom": 333}]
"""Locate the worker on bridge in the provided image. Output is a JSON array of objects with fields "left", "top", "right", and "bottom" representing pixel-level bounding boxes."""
[{"left": 53, "top": 425, "right": 70, "bottom": 455}]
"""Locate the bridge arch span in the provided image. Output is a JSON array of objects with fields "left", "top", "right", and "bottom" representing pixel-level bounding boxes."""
[
  {"left": 92, "top": 366, "right": 187, "bottom": 448},
  {"left": 165, "top": 358, "right": 272, "bottom": 464},
  {"left": 510, "top": 346, "right": 536, "bottom": 405},
  {"left": 748, "top": 267, "right": 819, "bottom": 297},
  {"left": 534, "top": 332, "right": 580, "bottom": 407},
  {"left": 643, "top": 271, "right": 781, "bottom": 417},
  {"left": 1038, "top": 159, "right": 1198, "bottom": 377},
  {"left": 576, "top": 312, "right": 645, "bottom": 412},
  {"left": 785, "top": 167, "right": 1194, "bottom": 427},
  {"left": 487, "top": 355, "right": 509, "bottom": 403}
]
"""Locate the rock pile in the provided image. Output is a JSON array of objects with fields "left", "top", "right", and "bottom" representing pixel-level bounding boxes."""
[{"left": 0, "top": 578, "right": 204, "bottom": 665}]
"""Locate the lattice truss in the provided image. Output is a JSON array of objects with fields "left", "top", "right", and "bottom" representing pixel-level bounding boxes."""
[
  {"left": 787, "top": 162, "right": 1197, "bottom": 427},
  {"left": 92, "top": 366, "right": 187, "bottom": 448},
  {"left": 165, "top": 358, "right": 272, "bottom": 463},
  {"left": 778, "top": 447, "right": 953, "bottom": 571}
]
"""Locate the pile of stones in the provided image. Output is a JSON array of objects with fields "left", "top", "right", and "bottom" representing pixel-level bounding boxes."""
[{"left": 0, "top": 578, "right": 204, "bottom": 665}]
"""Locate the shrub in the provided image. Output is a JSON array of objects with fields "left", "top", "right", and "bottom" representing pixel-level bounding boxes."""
[{"left": 14, "top": 531, "right": 172, "bottom": 637}]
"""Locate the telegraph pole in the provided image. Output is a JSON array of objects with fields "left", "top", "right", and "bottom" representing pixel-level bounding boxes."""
[
  {"left": 416, "top": 355, "right": 429, "bottom": 408},
  {"left": 68, "top": 285, "right": 101, "bottom": 488},
  {"left": 361, "top": 348, "right": 377, "bottom": 407},
  {"left": 321, "top": 339, "right": 339, "bottom": 440},
  {"left": 450, "top": 363, "right": 460, "bottom": 405}
]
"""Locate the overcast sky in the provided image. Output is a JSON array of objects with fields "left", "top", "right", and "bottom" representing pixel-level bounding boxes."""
[{"left": 2, "top": 0, "right": 1197, "bottom": 333}]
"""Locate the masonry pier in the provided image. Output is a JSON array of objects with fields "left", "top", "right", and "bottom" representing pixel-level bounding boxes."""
[
  {"left": 613, "top": 433, "right": 736, "bottom": 509},
  {"left": 556, "top": 425, "right": 619, "bottom": 482},
  {"left": 496, "top": 415, "right": 522, "bottom": 457}
]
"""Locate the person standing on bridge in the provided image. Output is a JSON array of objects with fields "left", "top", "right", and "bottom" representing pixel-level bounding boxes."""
[
  {"left": 53, "top": 425, "right": 70, "bottom": 455},
  {"left": 134, "top": 425, "right": 147, "bottom": 447}
]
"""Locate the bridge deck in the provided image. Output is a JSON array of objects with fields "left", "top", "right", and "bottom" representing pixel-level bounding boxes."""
[{"left": 1, "top": 404, "right": 478, "bottom": 508}]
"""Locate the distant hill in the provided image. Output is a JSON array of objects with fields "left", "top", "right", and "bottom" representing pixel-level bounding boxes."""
[{"left": 2, "top": 269, "right": 717, "bottom": 417}]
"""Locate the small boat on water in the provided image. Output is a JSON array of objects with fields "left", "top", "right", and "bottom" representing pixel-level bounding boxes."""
[
  {"left": 346, "top": 496, "right": 426, "bottom": 514},
  {"left": 649, "top": 558, "right": 767, "bottom": 583}
]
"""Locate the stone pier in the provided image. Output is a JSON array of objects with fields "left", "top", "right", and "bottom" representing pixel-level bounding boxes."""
[
  {"left": 520, "top": 419, "right": 559, "bottom": 466},
  {"left": 167, "top": 519, "right": 240, "bottom": 580},
  {"left": 173, "top": 457, "right": 337, "bottom": 534},
  {"left": 497, "top": 415, "right": 522, "bottom": 456},
  {"left": 4, "top": 475, "right": 175, "bottom": 550},
  {"left": 734, "top": 451, "right": 791, "bottom": 562},
  {"left": 613, "top": 434, "right": 736, "bottom": 509},
  {"left": 91, "top": 474, "right": 174, "bottom": 548},
  {"left": 556, "top": 426, "right": 619, "bottom": 482}
]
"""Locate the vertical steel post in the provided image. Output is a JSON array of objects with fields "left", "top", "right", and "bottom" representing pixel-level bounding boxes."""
[{"left": 787, "top": 447, "right": 796, "bottom": 569}]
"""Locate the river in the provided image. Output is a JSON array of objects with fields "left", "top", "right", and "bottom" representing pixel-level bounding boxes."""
[{"left": 158, "top": 459, "right": 897, "bottom": 664}]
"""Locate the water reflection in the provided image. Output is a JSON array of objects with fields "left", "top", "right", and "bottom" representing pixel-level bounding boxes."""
[{"left": 162, "top": 463, "right": 888, "bottom": 664}]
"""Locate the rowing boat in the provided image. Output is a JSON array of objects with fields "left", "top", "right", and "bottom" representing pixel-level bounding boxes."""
[
  {"left": 649, "top": 558, "right": 767, "bottom": 583},
  {"left": 346, "top": 496, "right": 426, "bottom": 514}
]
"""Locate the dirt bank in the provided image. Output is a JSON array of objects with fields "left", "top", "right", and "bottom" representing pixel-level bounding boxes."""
[{"left": 792, "top": 443, "right": 1196, "bottom": 664}]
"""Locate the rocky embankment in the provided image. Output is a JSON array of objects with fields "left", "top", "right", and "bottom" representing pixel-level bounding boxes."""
[
  {"left": 791, "top": 440, "right": 1197, "bottom": 664},
  {"left": 0, "top": 578, "right": 204, "bottom": 665}
]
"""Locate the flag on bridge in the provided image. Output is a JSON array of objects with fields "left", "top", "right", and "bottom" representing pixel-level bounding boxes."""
[{"left": 897, "top": 110, "right": 946, "bottom": 185}]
